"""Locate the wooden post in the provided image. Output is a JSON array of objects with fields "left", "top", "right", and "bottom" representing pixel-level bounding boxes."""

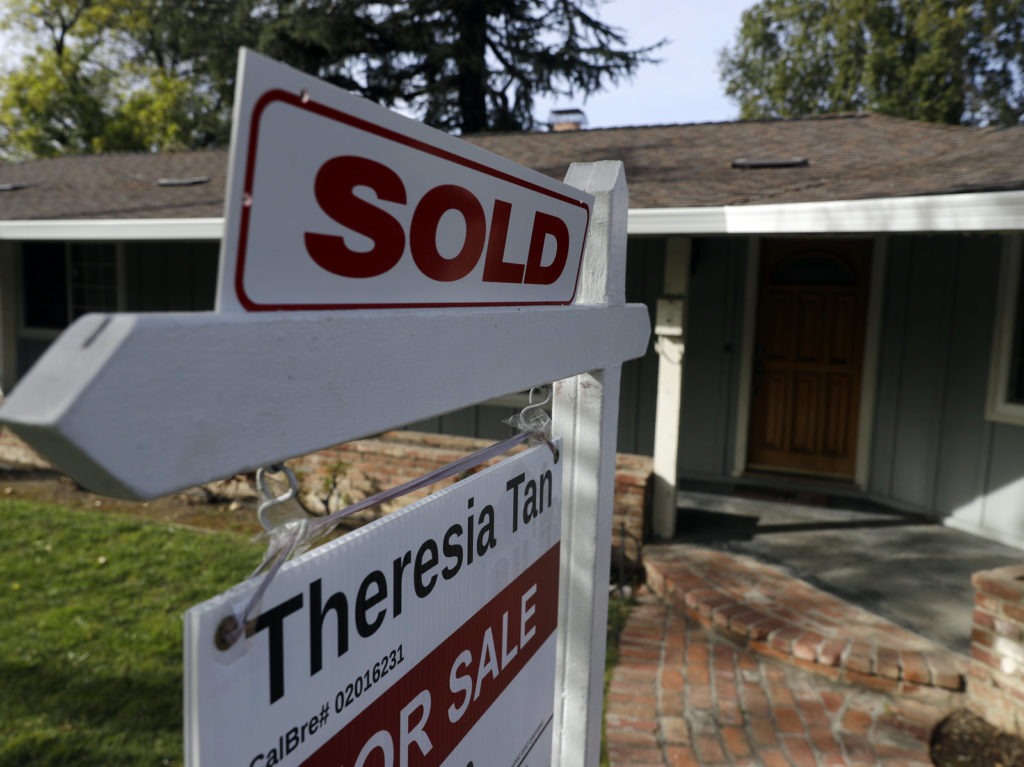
[{"left": 552, "top": 160, "right": 627, "bottom": 767}]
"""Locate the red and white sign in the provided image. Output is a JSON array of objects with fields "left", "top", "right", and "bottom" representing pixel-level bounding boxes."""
[
  {"left": 184, "top": 442, "right": 561, "bottom": 766},
  {"left": 217, "top": 50, "right": 592, "bottom": 311}
]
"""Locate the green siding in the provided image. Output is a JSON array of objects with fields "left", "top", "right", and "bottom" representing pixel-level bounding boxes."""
[
  {"left": 869, "top": 234, "right": 1003, "bottom": 518},
  {"left": 677, "top": 237, "right": 748, "bottom": 478}
]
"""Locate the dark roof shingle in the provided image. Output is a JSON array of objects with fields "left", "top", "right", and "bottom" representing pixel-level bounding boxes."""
[{"left": 2, "top": 113, "right": 1022, "bottom": 221}]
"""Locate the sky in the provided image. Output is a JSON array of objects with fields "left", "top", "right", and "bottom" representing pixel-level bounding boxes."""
[
  {"left": 535, "top": 0, "right": 760, "bottom": 129},
  {"left": 0, "top": 0, "right": 760, "bottom": 129}
]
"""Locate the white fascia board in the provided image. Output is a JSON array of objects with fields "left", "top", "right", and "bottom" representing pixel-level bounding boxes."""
[
  {"left": 628, "top": 190, "right": 1024, "bottom": 236},
  {"left": 5, "top": 189, "right": 1024, "bottom": 241},
  {"left": 628, "top": 207, "right": 728, "bottom": 235},
  {"left": 0, "top": 218, "right": 224, "bottom": 241}
]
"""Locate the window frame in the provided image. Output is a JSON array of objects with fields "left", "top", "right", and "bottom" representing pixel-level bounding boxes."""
[
  {"left": 986, "top": 234, "right": 1024, "bottom": 425},
  {"left": 19, "top": 241, "right": 123, "bottom": 336}
]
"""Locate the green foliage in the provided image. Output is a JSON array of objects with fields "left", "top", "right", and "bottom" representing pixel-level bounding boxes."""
[
  {"left": 0, "top": 48, "right": 111, "bottom": 158},
  {"left": 0, "top": 499, "right": 262, "bottom": 766},
  {"left": 258, "top": 0, "right": 665, "bottom": 133},
  {"left": 719, "top": 0, "right": 1024, "bottom": 126},
  {"left": 600, "top": 592, "right": 633, "bottom": 767},
  {"left": 0, "top": 0, "right": 252, "bottom": 158},
  {"left": 0, "top": 0, "right": 663, "bottom": 157}
]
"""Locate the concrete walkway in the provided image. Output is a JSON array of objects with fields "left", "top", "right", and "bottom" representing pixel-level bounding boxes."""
[{"left": 604, "top": 488, "right": 1023, "bottom": 766}]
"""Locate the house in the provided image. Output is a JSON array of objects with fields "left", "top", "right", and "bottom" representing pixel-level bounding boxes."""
[{"left": 3, "top": 113, "right": 1024, "bottom": 548}]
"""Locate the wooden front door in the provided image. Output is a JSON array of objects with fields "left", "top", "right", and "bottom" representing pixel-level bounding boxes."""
[{"left": 747, "top": 239, "right": 871, "bottom": 479}]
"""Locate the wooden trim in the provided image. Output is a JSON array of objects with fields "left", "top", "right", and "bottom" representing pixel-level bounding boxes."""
[
  {"left": 627, "top": 190, "right": 1024, "bottom": 235},
  {"left": 732, "top": 239, "right": 760, "bottom": 476},
  {"left": 855, "top": 238, "right": 886, "bottom": 489},
  {"left": 986, "top": 235, "right": 1024, "bottom": 425},
  {"left": 740, "top": 237, "right": 875, "bottom": 481}
]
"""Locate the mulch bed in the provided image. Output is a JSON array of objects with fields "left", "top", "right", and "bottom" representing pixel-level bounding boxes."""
[{"left": 931, "top": 709, "right": 1024, "bottom": 766}]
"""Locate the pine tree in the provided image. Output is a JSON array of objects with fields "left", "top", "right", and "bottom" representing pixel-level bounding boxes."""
[{"left": 259, "top": 0, "right": 664, "bottom": 133}]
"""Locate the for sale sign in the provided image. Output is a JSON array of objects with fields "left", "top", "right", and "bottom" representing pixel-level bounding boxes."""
[
  {"left": 217, "top": 49, "right": 592, "bottom": 311},
  {"left": 184, "top": 442, "right": 561, "bottom": 766}
]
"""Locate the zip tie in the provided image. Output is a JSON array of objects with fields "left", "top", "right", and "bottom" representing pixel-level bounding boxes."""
[{"left": 215, "top": 518, "right": 309, "bottom": 649}]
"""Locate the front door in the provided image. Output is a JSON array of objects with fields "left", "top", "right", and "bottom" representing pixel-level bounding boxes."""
[{"left": 747, "top": 239, "right": 871, "bottom": 479}]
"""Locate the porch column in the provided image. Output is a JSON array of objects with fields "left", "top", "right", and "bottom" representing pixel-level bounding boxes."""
[{"left": 651, "top": 236, "right": 690, "bottom": 539}]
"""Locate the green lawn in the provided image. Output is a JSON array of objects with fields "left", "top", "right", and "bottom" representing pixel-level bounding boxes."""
[
  {"left": 1, "top": 497, "right": 633, "bottom": 766},
  {"left": 0, "top": 499, "right": 263, "bottom": 766}
]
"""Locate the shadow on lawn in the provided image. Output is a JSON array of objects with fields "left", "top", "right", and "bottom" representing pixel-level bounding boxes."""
[{"left": 0, "top": 659, "right": 180, "bottom": 766}]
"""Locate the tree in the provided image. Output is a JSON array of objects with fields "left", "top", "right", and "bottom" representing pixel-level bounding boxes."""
[
  {"left": 0, "top": 0, "right": 239, "bottom": 158},
  {"left": 0, "top": 0, "right": 662, "bottom": 158},
  {"left": 718, "top": 0, "right": 1024, "bottom": 126},
  {"left": 257, "top": 0, "right": 665, "bottom": 133}
]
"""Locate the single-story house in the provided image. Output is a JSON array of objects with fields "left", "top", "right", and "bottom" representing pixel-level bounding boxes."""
[{"left": 3, "top": 112, "right": 1024, "bottom": 548}]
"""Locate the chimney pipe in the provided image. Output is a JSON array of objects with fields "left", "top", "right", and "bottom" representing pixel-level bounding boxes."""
[{"left": 548, "top": 108, "right": 587, "bottom": 132}]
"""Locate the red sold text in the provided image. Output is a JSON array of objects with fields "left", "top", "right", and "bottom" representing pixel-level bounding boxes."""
[{"left": 304, "top": 155, "right": 576, "bottom": 286}]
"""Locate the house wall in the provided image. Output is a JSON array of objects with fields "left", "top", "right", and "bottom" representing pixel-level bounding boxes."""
[
  {"left": 677, "top": 237, "right": 749, "bottom": 478},
  {"left": 616, "top": 237, "right": 664, "bottom": 455},
  {"left": 868, "top": 235, "right": 1001, "bottom": 516},
  {"left": 677, "top": 231, "right": 1024, "bottom": 548},
  {"left": 870, "top": 234, "right": 1024, "bottom": 548},
  {"left": 412, "top": 237, "right": 664, "bottom": 456}
]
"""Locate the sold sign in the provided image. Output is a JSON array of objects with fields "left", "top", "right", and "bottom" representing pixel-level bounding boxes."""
[{"left": 218, "top": 50, "right": 593, "bottom": 312}]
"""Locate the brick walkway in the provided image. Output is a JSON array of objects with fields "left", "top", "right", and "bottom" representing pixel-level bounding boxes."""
[{"left": 605, "top": 545, "right": 966, "bottom": 766}]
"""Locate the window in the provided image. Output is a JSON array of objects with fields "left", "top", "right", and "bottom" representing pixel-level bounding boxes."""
[
  {"left": 21, "top": 242, "right": 69, "bottom": 329},
  {"left": 18, "top": 242, "right": 119, "bottom": 376},
  {"left": 987, "top": 235, "right": 1024, "bottom": 424},
  {"left": 69, "top": 244, "right": 118, "bottom": 319},
  {"left": 21, "top": 243, "right": 119, "bottom": 331},
  {"left": 16, "top": 241, "right": 219, "bottom": 380}
]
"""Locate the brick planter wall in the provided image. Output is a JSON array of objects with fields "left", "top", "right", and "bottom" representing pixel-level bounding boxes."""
[
  {"left": 294, "top": 431, "right": 652, "bottom": 564},
  {"left": 968, "top": 564, "right": 1024, "bottom": 736},
  {"left": 1, "top": 427, "right": 653, "bottom": 564}
]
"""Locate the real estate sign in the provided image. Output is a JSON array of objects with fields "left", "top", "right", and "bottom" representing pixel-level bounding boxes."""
[
  {"left": 184, "top": 442, "right": 561, "bottom": 766},
  {"left": 217, "top": 49, "right": 592, "bottom": 311}
]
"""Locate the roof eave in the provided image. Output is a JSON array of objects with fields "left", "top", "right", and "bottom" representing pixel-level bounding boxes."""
[
  {"left": 0, "top": 218, "right": 224, "bottom": 241},
  {"left": 629, "top": 190, "right": 1024, "bottom": 236},
  {"left": 2, "top": 190, "right": 1022, "bottom": 242}
]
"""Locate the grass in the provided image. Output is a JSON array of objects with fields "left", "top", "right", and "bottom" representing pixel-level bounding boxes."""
[
  {"left": 0, "top": 499, "right": 263, "bottom": 766},
  {"left": 1, "top": 494, "right": 638, "bottom": 766},
  {"left": 601, "top": 592, "right": 635, "bottom": 767}
]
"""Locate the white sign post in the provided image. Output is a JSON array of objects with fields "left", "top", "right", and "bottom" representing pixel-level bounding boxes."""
[{"left": 0, "top": 50, "right": 649, "bottom": 767}]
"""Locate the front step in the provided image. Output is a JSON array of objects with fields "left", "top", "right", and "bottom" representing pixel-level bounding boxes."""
[{"left": 644, "top": 543, "right": 967, "bottom": 697}]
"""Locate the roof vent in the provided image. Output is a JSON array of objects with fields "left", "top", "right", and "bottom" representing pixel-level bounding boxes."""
[
  {"left": 0, "top": 182, "right": 33, "bottom": 192},
  {"left": 732, "top": 157, "right": 809, "bottom": 169},
  {"left": 548, "top": 108, "right": 587, "bottom": 132},
  {"left": 156, "top": 176, "right": 210, "bottom": 187}
]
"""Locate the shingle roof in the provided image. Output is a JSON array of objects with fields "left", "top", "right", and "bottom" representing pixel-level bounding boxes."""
[
  {"left": 2, "top": 113, "right": 1023, "bottom": 221},
  {"left": 0, "top": 150, "right": 228, "bottom": 220}
]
